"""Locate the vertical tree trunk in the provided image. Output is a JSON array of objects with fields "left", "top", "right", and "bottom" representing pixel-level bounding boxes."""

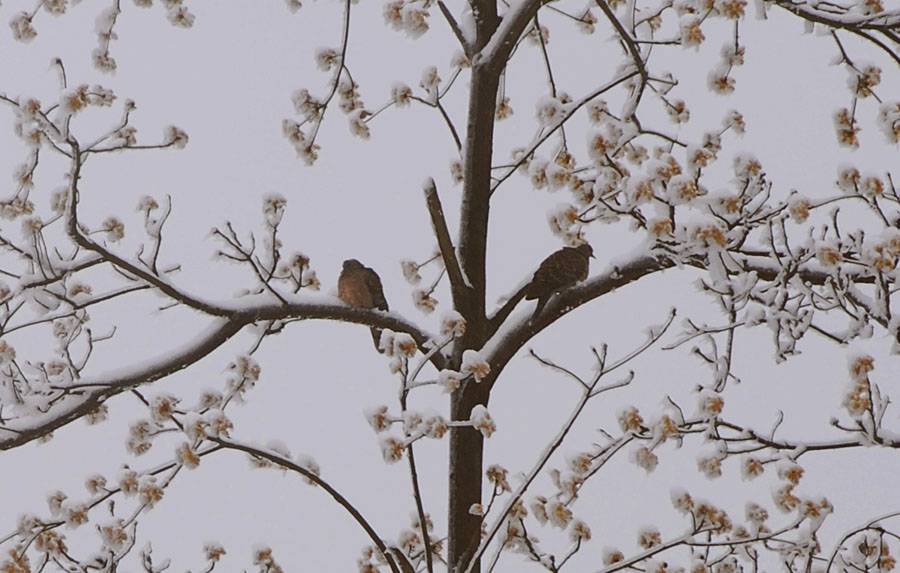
[
  {"left": 448, "top": 50, "right": 501, "bottom": 573},
  {"left": 448, "top": 384, "right": 489, "bottom": 573}
]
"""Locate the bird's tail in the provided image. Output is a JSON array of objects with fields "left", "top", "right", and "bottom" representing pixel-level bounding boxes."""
[
  {"left": 530, "top": 296, "right": 548, "bottom": 322},
  {"left": 370, "top": 327, "right": 385, "bottom": 353}
]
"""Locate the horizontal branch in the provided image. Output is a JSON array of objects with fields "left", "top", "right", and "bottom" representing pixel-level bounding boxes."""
[{"left": 0, "top": 317, "right": 248, "bottom": 451}]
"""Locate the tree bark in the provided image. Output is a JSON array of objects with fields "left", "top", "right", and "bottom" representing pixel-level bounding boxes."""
[{"left": 449, "top": 2, "right": 501, "bottom": 565}]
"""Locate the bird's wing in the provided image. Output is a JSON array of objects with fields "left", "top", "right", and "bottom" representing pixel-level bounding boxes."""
[
  {"left": 363, "top": 267, "right": 389, "bottom": 311},
  {"left": 339, "top": 268, "right": 374, "bottom": 308},
  {"left": 525, "top": 249, "right": 568, "bottom": 299}
]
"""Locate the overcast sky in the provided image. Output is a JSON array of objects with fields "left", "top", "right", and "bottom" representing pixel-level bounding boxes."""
[{"left": 1, "top": 1, "right": 899, "bottom": 571}]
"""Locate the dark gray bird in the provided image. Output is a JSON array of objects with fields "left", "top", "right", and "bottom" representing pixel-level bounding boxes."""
[
  {"left": 524, "top": 243, "right": 594, "bottom": 319},
  {"left": 338, "top": 259, "right": 388, "bottom": 352}
]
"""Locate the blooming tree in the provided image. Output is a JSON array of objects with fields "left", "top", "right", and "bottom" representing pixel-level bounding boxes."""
[{"left": 1, "top": 0, "right": 900, "bottom": 572}]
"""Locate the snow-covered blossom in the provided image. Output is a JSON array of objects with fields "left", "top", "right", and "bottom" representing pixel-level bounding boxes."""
[
  {"left": 667, "top": 100, "right": 690, "bottom": 124},
  {"left": 671, "top": 489, "right": 694, "bottom": 513},
  {"left": 568, "top": 452, "right": 593, "bottom": 475},
  {"left": 440, "top": 311, "right": 466, "bottom": 338},
  {"left": 722, "top": 44, "right": 745, "bottom": 67},
  {"left": 47, "top": 491, "right": 67, "bottom": 516},
  {"left": 860, "top": 175, "right": 884, "bottom": 198},
  {"left": 446, "top": 50, "right": 469, "bottom": 70},
  {"left": 291, "top": 89, "right": 320, "bottom": 121},
  {"left": 393, "top": 333, "right": 417, "bottom": 358},
  {"left": 776, "top": 461, "right": 804, "bottom": 484},
  {"left": 851, "top": 64, "right": 881, "bottom": 98},
  {"left": 379, "top": 435, "right": 405, "bottom": 463},
  {"left": 449, "top": 159, "right": 464, "bottom": 184},
  {"left": 86, "top": 404, "right": 110, "bottom": 425},
  {"left": 698, "top": 455, "right": 723, "bottom": 479},
  {"left": 833, "top": 108, "right": 860, "bottom": 149},
  {"left": 469, "top": 405, "right": 496, "bottom": 437},
  {"left": 548, "top": 501, "right": 573, "bottom": 528},
  {"left": 204, "top": 542, "right": 227, "bottom": 562},
  {"left": 204, "top": 409, "right": 233, "bottom": 437},
  {"left": 848, "top": 352, "right": 875, "bottom": 380},
  {"left": 531, "top": 497, "right": 549, "bottom": 524},
  {"left": 167, "top": 6, "right": 195, "bottom": 27},
  {"left": 419, "top": 66, "right": 441, "bottom": 93},
  {"left": 708, "top": 66, "right": 735, "bottom": 94},
  {"left": 603, "top": 547, "right": 625, "bottom": 565},
  {"left": 149, "top": 393, "right": 179, "bottom": 423},
  {"left": 314, "top": 47, "right": 340, "bottom": 71},
  {"left": 0, "top": 341, "right": 16, "bottom": 365},
  {"left": 403, "top": 411, "right": 423, "bottom": 434},
  {"left": 816, "top": 241, "right": 842, "bottom": 267},
  {"left": 101, "top": 217, "right": 125, "bottom": 241},
  {"left": 724, "top": 110, "right": 745, "bottom": 133},
  {"left": 587, "top": 99, "right": 609, "bottom": 123},
  {"left": 536, "top": 96, "right": 564, "bottom": 127},
  {"left": 349, "top": 109, "right": 371, "bottom": 139},
  {"left": 698, "top": 390, "right": 724, "bottom": 417},
  {"left": 139, "top": 477, "right": 164, "bottom": 508},
  {"left": 495, "top": 96, "right": 514, "bottom": 120},
  {"left": 638, "top": 526, "right": 662, "bottom": 548},
  {"left": 529, "top": 157, "right": 549, "bottom": 188},
  {"left": 742, "top": 457, "right": 764, "bottom": 479},
  {"left": 681, "top": 18, "right": 704, "bottom": 48},
  {"left": 745, "top": 502, "right": 768, "bottom": 524},
  {"left": 392, "top": 83, "right": 412, "bottom": 107},
  {"left": 877, "top": 102, "right": 900, "bottom": 143},
  {"left": 438, "top": 369, "right": 463, "bottom": 392},
  {"left": 118, "top": 470, "right": 139, "bottom": 496},
  {"left": 486, "top": 464, "right": 511, "bottom": 492},
  {"left": 633, "top": 446, "right": 659, "bottom": 472},
  {"left": 176, "top": 442, "right": 201, "bottom": 469},
  {"left": 719, "top": 0, "right": 747, "bottom": 18},
  {"left": 570, "top": 519, "right": 592, "bottom": 542},
  {"left": 549, "top": 203, "right": 579, "bottom": 237},
  {"left": 413, "top": 289, "right": 438, "bottom": 313},
  {"left": 618, "top": 407, "right": 644, "bottom": 432},
  {"left": 773, "top": 483, "right": 799, "bottom": 512},
  {"left": 587, "top": 130, "right": 616, "bottom": 162},
  {"left": 85, "top": 475, "right": 107, "bottom": 495},
  {"left": 733, "top": 153, "right": 762, "bottom": 178},
  {"left": 837, "top": 164, "right": 860, "bottom": 192},
  {"left": 64, "top": 503, "right": 89, "bottom": 528},
  {"left": 423, "top": 414, "right": 448, "bottom": 438},
  {"left": 788, "top": 195, "right": 811, "bottom": 223},
  {"left": 365, "top": 406, "right": 392, "bottom": 433},
  {"left": 667, "top": 176, "right": 706, "bottom": 204},
  {"left": 164, "top": 125, "right": 189, "bottom": 148},
  {"left": 10, "top": 12, "right": 37, "bottom": 42},
  {"left": 35, "top": 530, "right": 66, "bottom": 556},
  {"left": 577, "top": 9, "right": 597, "bottom": 33},
  {"left": 461, "top": 350, "right": 490, "bottom": 382},
  {"left": 689, "top": 215, "right": 726, "bottom": 246},
  {"left": 99, "top": 519, "right": 128, "bottom": 551}
]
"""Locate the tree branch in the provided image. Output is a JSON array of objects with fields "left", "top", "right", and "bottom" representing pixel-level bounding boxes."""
[
  {"left": 212, "top": 437, "right": 403, "bottom": 573},
  {"left": 424, "top": 178, "right": 468, "bottom": 311}
]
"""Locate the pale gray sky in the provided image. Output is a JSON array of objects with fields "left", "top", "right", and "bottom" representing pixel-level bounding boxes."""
[{"left": 1, "top": 1, "right": 899, "bottom": 571}]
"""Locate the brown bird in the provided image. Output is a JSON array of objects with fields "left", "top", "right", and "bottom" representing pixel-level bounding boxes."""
[
  {"left": 338, "top": 259, "right": 389, "bottom": 352},
  {"left": 524, "top": 243, "right": 594, "bottom": 319}
]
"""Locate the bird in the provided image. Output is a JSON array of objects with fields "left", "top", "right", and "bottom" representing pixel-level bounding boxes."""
[
  {"left": 524, "top": 243, "right": 594, "bottom": 319},
  {"left": 338, "top": 259, "right": 389, "bottom": 352}
]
